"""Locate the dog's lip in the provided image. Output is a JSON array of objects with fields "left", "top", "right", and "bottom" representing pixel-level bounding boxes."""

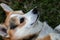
[{"left": 31, "top": 15, "right": 38, "bottom": 25}]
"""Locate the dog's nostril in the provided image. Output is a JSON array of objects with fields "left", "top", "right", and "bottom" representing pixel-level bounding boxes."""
[
  {"left": 32, "top": 8, "right": 38, "bottom": 14},
  {"left": 1, "top": 28, "right": 7, "bottom": 33}
]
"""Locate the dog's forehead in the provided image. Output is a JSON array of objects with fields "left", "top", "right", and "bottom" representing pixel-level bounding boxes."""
[
  {"left": 10, "top": 11, "right": 24, "bottom": 15},
  {"left": 10, "top": 14, "right": 21, "bottom": 18},
  {"left": 8, "top": 11, "right": 24, "bottom": 18}
]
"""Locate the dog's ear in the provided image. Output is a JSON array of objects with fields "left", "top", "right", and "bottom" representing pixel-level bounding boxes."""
[
  {"left": 0, "top": 3, "right": 13, "bottom": 16},
  {"left": 0, "top": 24, "right": 7, "bottom": 37}
]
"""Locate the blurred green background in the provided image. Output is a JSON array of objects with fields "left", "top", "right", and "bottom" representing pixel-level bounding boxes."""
[{"left": 0, "top": 0, "right": 60, "bottom": 39}]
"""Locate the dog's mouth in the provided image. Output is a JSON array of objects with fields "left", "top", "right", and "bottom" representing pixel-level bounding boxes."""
[
  {"left": 31, "top": 15, "right": 39, "bottom": 25},
  {"left": 25, "top": 8, "right": 39, "bottom": 25}
]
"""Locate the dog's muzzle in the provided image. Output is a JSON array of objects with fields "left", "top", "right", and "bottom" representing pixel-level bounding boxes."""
[{"left": 32, "top": 8, "right": 38, "bottom": 14}]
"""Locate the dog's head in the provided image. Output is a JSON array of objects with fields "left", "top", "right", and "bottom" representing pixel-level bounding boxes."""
[{"left": 0, "top": 3, "right": 38, "bottom": 39}]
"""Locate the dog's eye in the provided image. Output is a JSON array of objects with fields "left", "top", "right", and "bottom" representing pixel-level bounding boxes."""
[{"left": 20, "top": 18, "right": 24, "bottom": 23}]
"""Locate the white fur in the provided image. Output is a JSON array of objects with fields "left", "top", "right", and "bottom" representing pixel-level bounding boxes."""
[
  {"left": 36, "top": 22, "right": 60, "bottom": 40},
  {"left": 35, "top": 22, "right": 55, "bottom": 39},
  {"left": 10, "top": 14, "right": 21, "bottom": 18},
  {"left": 0, "top": 3, "right": 13, "bottom": 12},
  {"left": 55, "top": 25, "right": 60, "bottom": 33},
  {"left": 13, "top": 20, "right": 43, "bottom": 39}
]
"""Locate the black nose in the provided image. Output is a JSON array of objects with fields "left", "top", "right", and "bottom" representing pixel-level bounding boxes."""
[
  {"left": 20, "top": 17, "right": 24, "bottom": 23},
  {"left": 1, "top": 28, "right": 7, "bottom": 33},
  {"left": 32, "top": 8, "right": 38, "bottom": 14}
]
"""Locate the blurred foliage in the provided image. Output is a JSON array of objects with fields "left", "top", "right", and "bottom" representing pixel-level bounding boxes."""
[
  {"left": 0, "top": 36, "right": 3, "bottom": 40},
  {"left": 0, "top": 0, "right": 60, "bottom": 40},
  {"left": 0, "top": 0, "right": 60, "bottom": 28}
]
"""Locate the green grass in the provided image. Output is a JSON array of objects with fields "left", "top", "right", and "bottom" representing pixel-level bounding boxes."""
[{"left": 0, "top": 0, "right": 60, "bottom": 40}]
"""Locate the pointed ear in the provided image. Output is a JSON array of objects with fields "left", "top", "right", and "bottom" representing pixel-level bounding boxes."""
[
  {"left": 0, "top": 3, "right": 13, "bottom": 16},
  {"left": 0, "top": 24, "right": 7, "bottom": 37}
]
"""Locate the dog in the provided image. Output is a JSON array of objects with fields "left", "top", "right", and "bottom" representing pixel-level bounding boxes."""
[{"left": 0, "top": 3, "right": 60, "bottom": 40}]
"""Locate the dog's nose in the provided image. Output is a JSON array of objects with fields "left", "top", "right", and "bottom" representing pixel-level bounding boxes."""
[
  {"left": 1, "top": 28, "right": 7, "bottom": 33},
  {"left": 32, "top": 8, "right": 38, "bottom": 14}
]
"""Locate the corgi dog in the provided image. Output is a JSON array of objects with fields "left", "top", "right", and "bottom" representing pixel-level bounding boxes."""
[{"left": 0, "top": 3, "right": 60, "bottom": 40}]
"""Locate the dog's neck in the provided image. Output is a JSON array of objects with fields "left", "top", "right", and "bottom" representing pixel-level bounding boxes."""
[{"left": 36, "top": 22, "right": 55, "bottom": 39}]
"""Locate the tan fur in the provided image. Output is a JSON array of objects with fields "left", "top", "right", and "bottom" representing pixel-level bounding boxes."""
[
  {"left": 36, "top": 35, "right": 51, "bottom": 40},
  {"left": 3, "top": 38, "right": 23, "bottom": 40},
  {"left": 4, "top": 13, "right": 11, "bottom": 27},
  {"left": 5, "top": 11, "right": 24, "bottom": 16},
  {"left": 10, "top": 16, "right": 20, "bottom": 25},
  {"left": 3, "top": 37, "right": 10, "bottom": 40},
  {"left": 5, "top": 12, "right": 10, "bottom": 16},
  {"left": 10, "top": 11, "right": 24, "bottom": 15}
]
